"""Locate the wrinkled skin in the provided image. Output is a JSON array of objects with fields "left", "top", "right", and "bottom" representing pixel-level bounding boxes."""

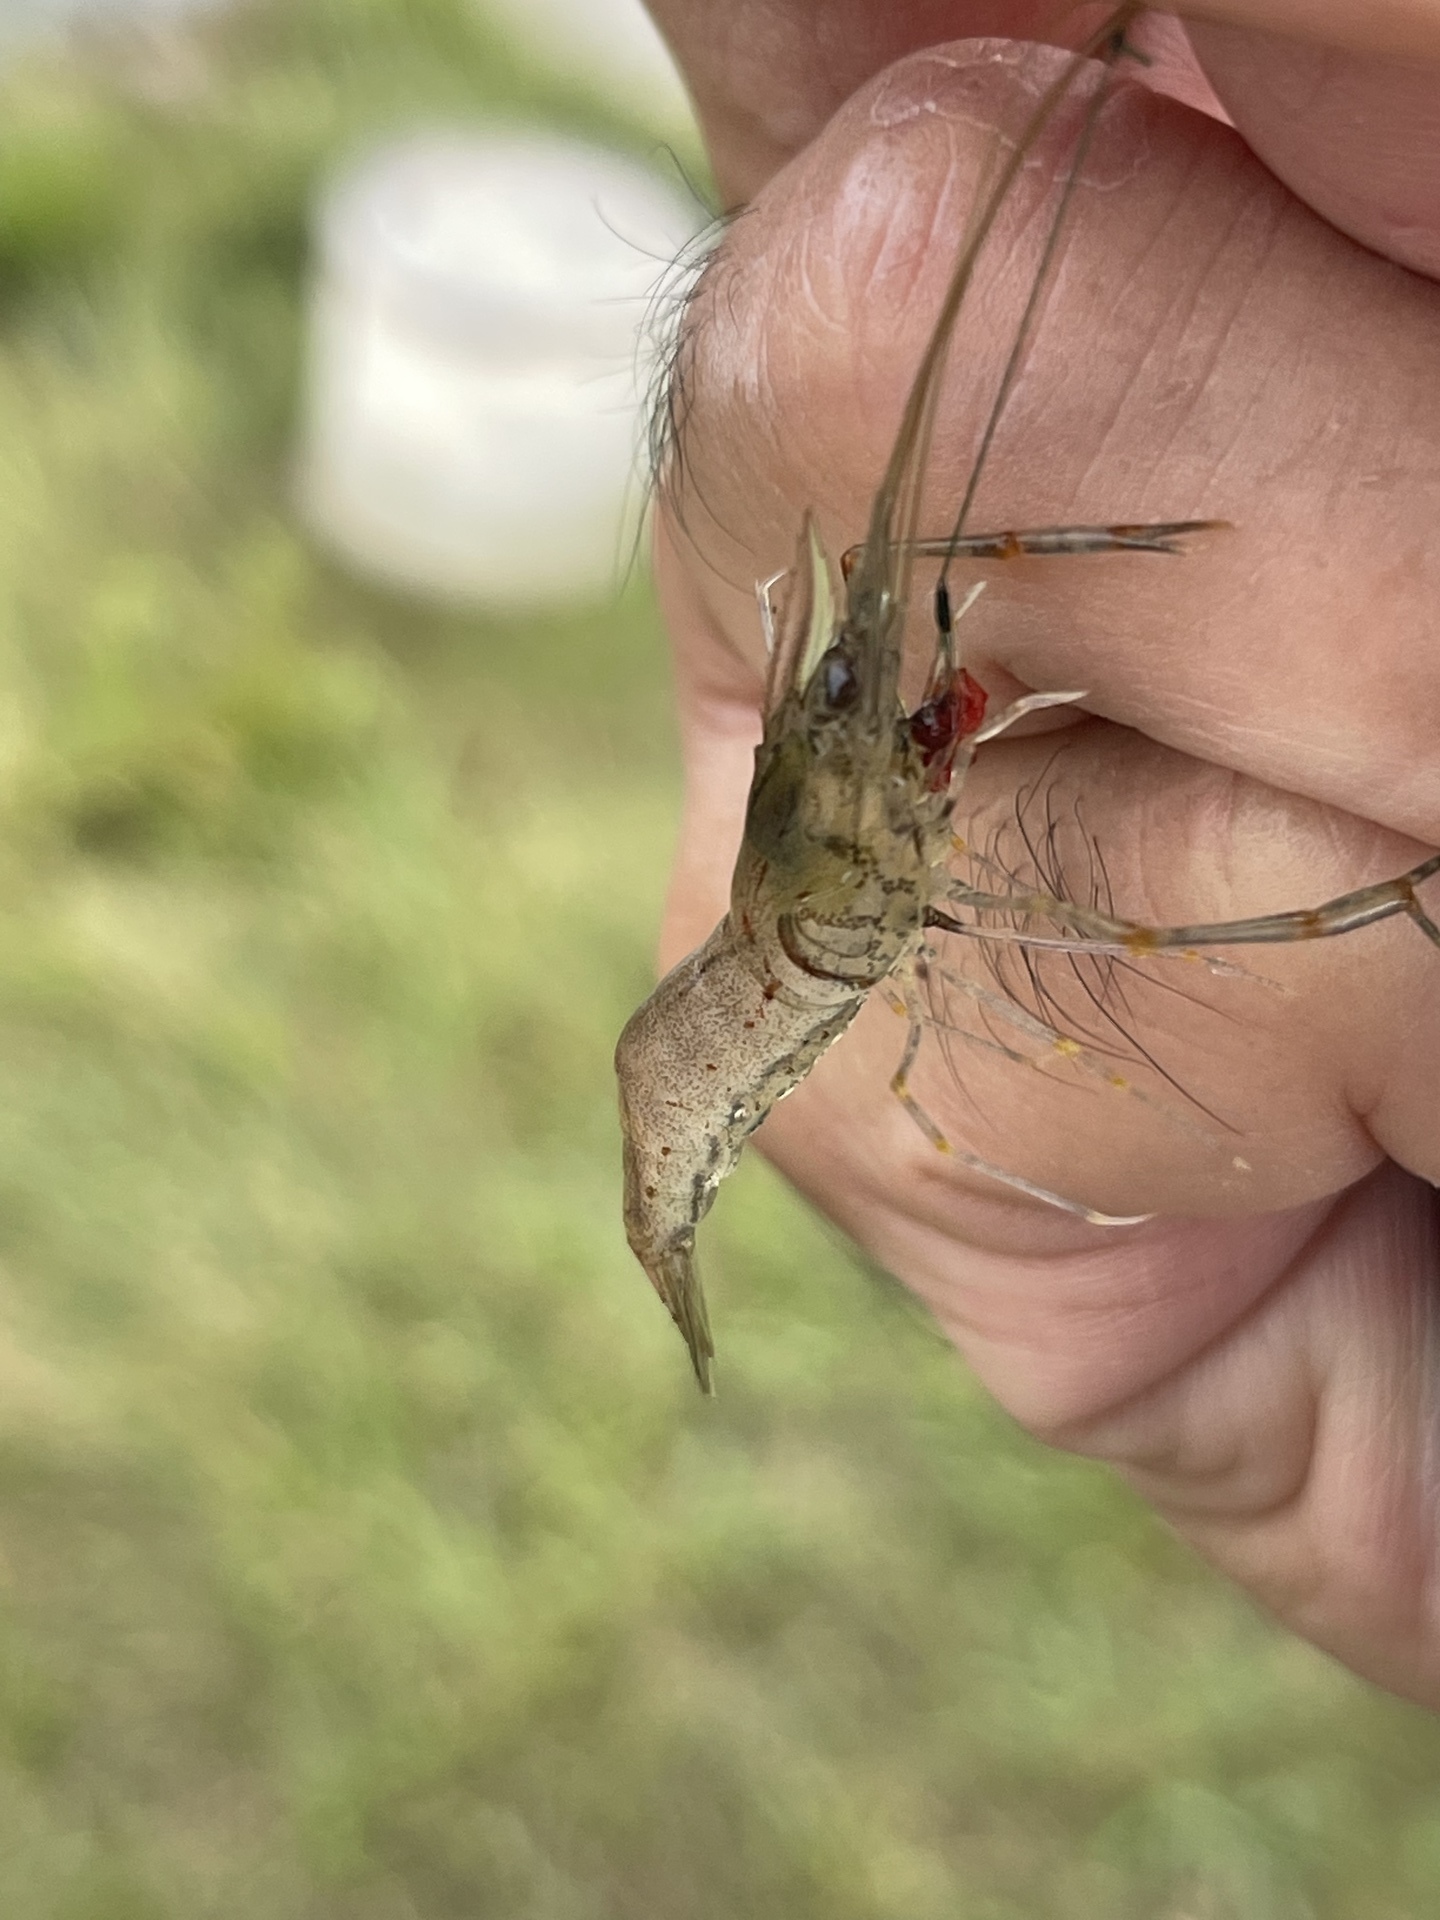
[{"left": 642, "top": 0, "right": 1440, "bottom": 1708}]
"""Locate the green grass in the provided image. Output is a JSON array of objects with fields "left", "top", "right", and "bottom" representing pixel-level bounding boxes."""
[{"left": 0, "top": 3, "right": 1435, "bottom": 1914}]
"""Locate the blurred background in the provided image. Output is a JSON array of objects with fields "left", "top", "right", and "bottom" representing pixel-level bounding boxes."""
[{"left": 0, "top": 0, "right": 1436, "bottom": 1913}]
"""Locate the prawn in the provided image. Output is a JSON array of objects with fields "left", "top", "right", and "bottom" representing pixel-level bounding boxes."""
[{"left": 615, "top": 2, "right": 1440, "bottom": 1390}]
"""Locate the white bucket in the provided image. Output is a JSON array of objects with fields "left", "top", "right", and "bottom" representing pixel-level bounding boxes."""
[{"left": 297, "top": 132, "right": 701, "bottom": 610}]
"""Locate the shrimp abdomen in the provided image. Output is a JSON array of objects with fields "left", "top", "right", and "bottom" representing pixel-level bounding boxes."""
[{"left": 616, "top": 917, "right": 864, "bottom": 1389}]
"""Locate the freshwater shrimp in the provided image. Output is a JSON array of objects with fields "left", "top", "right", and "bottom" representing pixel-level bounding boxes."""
[
  {"left": 615, "top": 2, "right": 1440, "bottom": 1390},
  {"left": 616, "top": 7, "right": 1152, "bottom": 1387}
]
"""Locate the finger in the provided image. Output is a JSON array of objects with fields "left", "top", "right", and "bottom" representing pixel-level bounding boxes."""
[{"left": 661, "top": 42, "right": 1440, "bottom": 845}]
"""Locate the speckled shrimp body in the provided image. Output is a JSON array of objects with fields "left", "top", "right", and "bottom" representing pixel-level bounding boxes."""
[{"left": 615, "top": 519, "right": 986, "bottom": 1389}]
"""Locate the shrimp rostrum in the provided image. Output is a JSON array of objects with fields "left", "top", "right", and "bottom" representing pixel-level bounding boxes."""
[{"left": 615, "top": 2, "right": 1440, "bottom": 1390}]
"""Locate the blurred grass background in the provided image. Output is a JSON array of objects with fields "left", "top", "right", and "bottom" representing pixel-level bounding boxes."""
[{"left": 0, "top": 1, "right": 1436, "bottom": 1914}]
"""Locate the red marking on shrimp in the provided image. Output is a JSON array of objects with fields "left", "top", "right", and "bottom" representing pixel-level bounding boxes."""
[{"left": 909, "top": 669, "right": 988, "bottom": 790}]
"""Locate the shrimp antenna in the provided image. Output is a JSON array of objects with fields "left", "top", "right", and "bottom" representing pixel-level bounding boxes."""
[
  {"left": 938, "top": 10, "right": 1142, "bottom": 600},
  {"left": 843, "top": 0, "right": 1145, "bottom": 710}
]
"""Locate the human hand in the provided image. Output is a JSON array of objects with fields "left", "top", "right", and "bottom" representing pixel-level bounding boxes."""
[{"left": 641, "top": 0, "right": 1440, "bottom": 1706}]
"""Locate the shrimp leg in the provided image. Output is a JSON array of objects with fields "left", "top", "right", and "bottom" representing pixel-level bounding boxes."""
[
  {"left": 839, "top": 519, "right": 1227, "bottom": 578},
  {"left": 929, "top": 853, "right": 1440, "bottom": 955},
  {"left": 888, "top": 965, "right": 1150, "bottom": 1224}
]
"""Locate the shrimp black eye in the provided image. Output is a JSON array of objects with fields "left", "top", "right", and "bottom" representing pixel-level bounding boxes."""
[{"left": 820, "top": 651, "right": 859, "bottom": 710}]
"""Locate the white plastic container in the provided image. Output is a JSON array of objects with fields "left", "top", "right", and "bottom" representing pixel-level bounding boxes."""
[{"left": 297, "top": 132, "right": 700, "bottom": 610}]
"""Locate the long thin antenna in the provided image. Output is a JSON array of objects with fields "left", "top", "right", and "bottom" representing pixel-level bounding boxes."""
[
  {"left": 845, "top": 3, "right": 1144, "bottom": 636},
  {"left": 937, "top": 15, "right": 1140, "bottom": 603}
]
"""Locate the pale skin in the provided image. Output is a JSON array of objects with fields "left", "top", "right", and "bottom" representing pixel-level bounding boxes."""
[{"left": 639, "top": 0, "right": 1440, "bottom": 1709}]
